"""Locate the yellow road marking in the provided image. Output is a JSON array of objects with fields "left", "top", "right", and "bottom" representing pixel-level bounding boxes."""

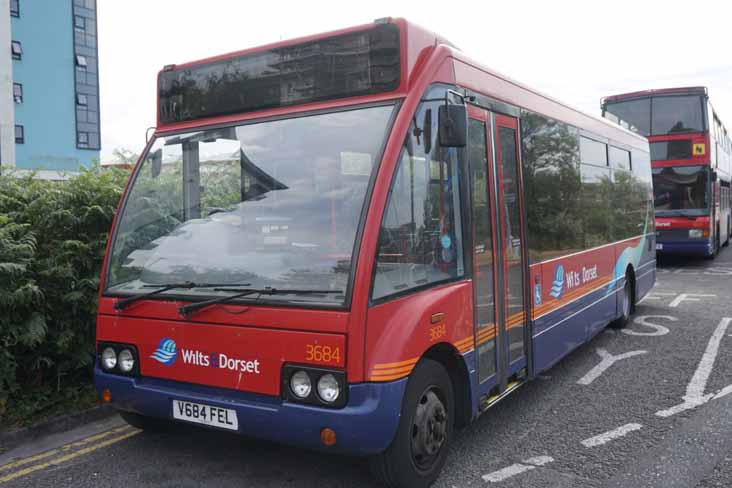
[
  {"left": 0, "top": 425, "right": 131, "bottom": 473},
  {"left": 0, "top": 430, "right": 140, "bottom": 483}
]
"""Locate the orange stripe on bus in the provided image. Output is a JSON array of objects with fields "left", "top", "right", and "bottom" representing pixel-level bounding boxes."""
[
  {"left": 371, "top": 357, "right": 419, "bottom": 370},
  {"left": 371, "top": 365, "right": 415, "bottom": 377},
  {"left": 369, "top": 372, "right": 410, "bottom": 382}
]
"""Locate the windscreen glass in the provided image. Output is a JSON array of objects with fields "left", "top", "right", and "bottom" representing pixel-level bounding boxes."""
[
  {"left": 604, "top": 95, "right": 705, "bottom": 137},
  {"left": 106, "top": 105, "right": 395, "bottom": 306},
  {"left": 652, "top": 165, "right": 709, "bottom": 217}
]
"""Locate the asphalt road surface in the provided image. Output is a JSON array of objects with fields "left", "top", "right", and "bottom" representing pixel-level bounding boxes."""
[{"left": 1, "top": 247, "right": 731, "bottom": 487}]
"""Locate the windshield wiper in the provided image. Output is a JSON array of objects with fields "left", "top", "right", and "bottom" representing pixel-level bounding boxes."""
[
  {"left": 114, "top": 282, "right": 251, "bottom": 311},
  {"left": 178, "top": 288, "right": 342, "bottom": 317}
]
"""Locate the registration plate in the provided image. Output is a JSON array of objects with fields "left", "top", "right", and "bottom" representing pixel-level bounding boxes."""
[
  {"left": 656, "top": 243, "right": 663, "bottom": 250},
  {"left": 172, "top": 400, "right": 238, "bottom": 431}
]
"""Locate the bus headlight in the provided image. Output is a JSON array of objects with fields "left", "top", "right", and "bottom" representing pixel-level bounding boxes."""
[
  {"left": 317, "top": 374, "right": 340, "bottom": 403},
  {"left": 101, "top": 347, "right": 117, "bottom": 370},
  {"left": 290, "top": 371, "right": 312, "bottom": 398},
  {"left": 118, "top": 349, "right": 135, "bottom": 373},
  {"left": 689, "top": 229, "right": 703, "bottom": 238},
  {"left": 282, "top": 365, "right": 347, "bottom": 408}
]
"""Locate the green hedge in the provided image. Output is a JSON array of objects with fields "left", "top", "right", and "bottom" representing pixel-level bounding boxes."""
[{"left": 0, "top": 166, "right": 130, "bottom": 423}]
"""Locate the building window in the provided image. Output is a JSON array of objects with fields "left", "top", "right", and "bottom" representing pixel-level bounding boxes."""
[
  {"left": 15, "top": 125, "right": 24, "bottom": 144},
  {"left": 11, "top": 41, "right": 22, "bottom": 60},
  {"left": 13, "top": 83, "right": 23, "bottom": 103},
  {"left": 10, "top": 0, "right": 19, "bottom": 17},
  {"left": 77, "top": 132, "right": 89, "bottom": 148},
  {"left": 74, "top": 15, "right": 85, "bottom": 30},
  {"left": 76, "top": 93, "right": 88, "bottom": 106},
  {"left": 75, "top": 54, "right": 87, "bottom": 67}
]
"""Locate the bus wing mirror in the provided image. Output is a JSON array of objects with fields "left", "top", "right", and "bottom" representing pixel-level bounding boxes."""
[
  {"left": 438, "top": 104, "right": 467, "bottom": 148},
  {"left": 150, "top": 149, "right": 162, "bottom": 178}
]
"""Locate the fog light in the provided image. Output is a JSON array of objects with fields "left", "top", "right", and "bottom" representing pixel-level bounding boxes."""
[
  {"left": 290, "top": 371, "right": 312, "bottom": 398},
  {"left": 118, "top": 349, "right": 135, "bottom": 373},
  {"left": 101, "top": 388, "right": 112, "bottom": 403},
  {"left": 320, "top": 427, "right": 337, "bottom": 446},
  {"left": 317, "top": 374, "right": 340, "bottom": 403},
  {"left": 101, "top": 347, "right": 117, "bottom": 370},
  {"left": 689, "top": 229, "right": 703, "bottom": 238}
]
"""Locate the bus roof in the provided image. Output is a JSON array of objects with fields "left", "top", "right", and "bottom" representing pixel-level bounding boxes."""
[{"left": 154, "top": 18, "right": 649, "bottom": 151}]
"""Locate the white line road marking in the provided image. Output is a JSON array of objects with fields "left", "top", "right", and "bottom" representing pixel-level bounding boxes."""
[
  {"left": 577, "top": 348, "right": 648, "bottom": 385},
  {"left": 482, "top": 456, "right": 555, "bottom": 483},
  {"left": 621, "top": 315, "right": 676, "bottom": 336},
  {"left": 668, "top": 293, "right": 716, "bottom": 308},
  {"left": 524, "top": 456, "right": 554, "bottom": 466},
  {"left": 656, "top": 317, "right": 732, "bottom": 418},
  {"left": 638, "top": 292, "right": 676, "bottom": 304},
  {"left": 581, "top": 423, "right": 642, "bottom": 448}
]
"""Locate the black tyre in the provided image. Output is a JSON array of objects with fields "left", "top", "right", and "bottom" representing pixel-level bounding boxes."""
[
  {"left": 610, "top": 274, "right": 633, "bottom": 329},
  {"left": 370, "top": 359, "right": 454, "bottom": 488},
  {"left": 119, "top": 411, "right": 169, "bottom": 431}
]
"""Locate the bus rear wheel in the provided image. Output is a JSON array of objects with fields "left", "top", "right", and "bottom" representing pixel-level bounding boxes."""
[
  {"left": 369, "top": 358, "right": 453, "bottom": 488},
  {"left": 610, "top": 274, "right": 633, "bottom": 329}
]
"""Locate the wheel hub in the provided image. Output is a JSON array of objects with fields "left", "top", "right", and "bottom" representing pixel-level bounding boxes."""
[{"left": 411, "top": 389, "right": 447, "bottom": 468}]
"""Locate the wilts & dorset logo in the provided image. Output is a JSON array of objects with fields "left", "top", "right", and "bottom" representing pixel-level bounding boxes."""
[{"left": 150, "top": 338, "right": 178, "bottom": 366}]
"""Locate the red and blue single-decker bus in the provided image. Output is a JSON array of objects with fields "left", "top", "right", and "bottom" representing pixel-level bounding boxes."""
[{"left": 95, "top": 18, "right": 656, "bottom": 487}]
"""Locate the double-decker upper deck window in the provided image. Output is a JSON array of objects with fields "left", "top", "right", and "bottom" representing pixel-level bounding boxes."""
[
  {"left": 158, "top": 24, "right": 400, "bottom": 124},
  {"left": 604, "top": 94, "right": 705, "bottom": 137},
  {"left": 10, "top": 0, "right": 19, "bottom": 17},
  {"left": 372, "top": 100, "right": 465, "bottom": 300},
  {"left": 651, "top": 95, "right": 704, "bottom": 135}
]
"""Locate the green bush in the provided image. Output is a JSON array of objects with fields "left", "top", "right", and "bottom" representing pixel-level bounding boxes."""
[{"left": 0, "top": 165, "right": 130, "bottom": 424}]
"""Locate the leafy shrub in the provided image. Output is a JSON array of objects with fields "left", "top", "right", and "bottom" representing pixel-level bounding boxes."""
[{"left": 0, "top": 165, "right": 130, "bottom": 423}]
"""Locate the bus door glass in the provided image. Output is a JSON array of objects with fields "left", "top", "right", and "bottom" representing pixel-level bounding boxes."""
[
  {"left": 467, "top": 107, "right": 499, "bottom": 385},
  {"left": 493, "top": 114, "right": 528, "bottom": 372}
]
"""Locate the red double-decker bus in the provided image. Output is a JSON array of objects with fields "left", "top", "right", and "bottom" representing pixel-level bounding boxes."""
[
  {"left": 602, "top": 87, "right": 732, "bottom": 257},
  {"left": 95, "top": 18, "right": 655, "bottom": 487}
]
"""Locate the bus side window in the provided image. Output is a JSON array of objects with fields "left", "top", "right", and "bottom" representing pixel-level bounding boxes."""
[{"left": 372, "top": 106, "right": 465, "bottom": 301}]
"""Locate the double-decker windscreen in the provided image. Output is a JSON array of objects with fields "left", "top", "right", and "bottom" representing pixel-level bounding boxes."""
[
  {"left": 652, "top": 165, "right": 709, "bottom": 217},
  {"left": 603, "top": 94, "right": 706, "bottom": 137},
  {"left": 106, "top": 104, "right": 395, "bottom": 306},
  {"left": 158, "top": 24, "right": 400, "bottom": 124}
]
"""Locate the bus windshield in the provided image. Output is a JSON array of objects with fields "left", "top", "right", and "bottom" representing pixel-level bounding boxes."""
[
  {"left": 105, "top": 104, "right": 395, "bottom": 306},
  {"left": 604, "top": 95, "right": 705, "bottom": 136},
  {"left": 652, "top": 165, "right": 709, "bottom": 217}
]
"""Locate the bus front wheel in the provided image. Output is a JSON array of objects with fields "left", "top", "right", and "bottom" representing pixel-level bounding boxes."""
[{"left": 369, "top": 358, "right": 454, "bottom": 488}]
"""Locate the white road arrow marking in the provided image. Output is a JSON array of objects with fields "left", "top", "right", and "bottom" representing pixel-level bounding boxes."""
[
  {"left": 656, "top": 317, "right": 732, "bottom": 418},
  {"left": 577, "top": 348, "right": 648, "bottom": 385}
]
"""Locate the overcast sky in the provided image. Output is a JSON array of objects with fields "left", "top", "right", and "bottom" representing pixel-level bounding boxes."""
[{"left": 97, "top": 0, "right": 732, "bottom": 161}]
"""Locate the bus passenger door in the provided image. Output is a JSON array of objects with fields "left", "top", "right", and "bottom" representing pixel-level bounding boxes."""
[
  {"left": 492, "top": 114, "right": 528, "bottom": 381},
  {"left": 467, "top": 107, "right": 501, "bottom": 390}
]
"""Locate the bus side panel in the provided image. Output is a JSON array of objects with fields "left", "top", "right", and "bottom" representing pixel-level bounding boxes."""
[
  {"left": 530, "top": 230, "right": 655, "bottom": 373},
  {"left": 364, "top": 281, "right": 475, "bottom": 385}
]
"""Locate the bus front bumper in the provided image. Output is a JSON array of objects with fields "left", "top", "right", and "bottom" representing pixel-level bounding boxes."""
[
  {"left": 656, "top": 239, "right": 713, "bottom": 255},
  {"left": 95, "top": 368, "right": 406, "bottom": 456}
]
